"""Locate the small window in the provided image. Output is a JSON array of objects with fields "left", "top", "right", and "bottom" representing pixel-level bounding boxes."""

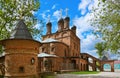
[
  {"left": 76, "top": 53, "right": 77, "bottom": 56},
  {"left": 42, "top": 47, "right": 45, "bottom": 52},
  {"left": 19, "top": 67, "right": 24, "bottom": 73},
  {"left": 51, "top": 47, "right": 55, "bottom": 52},
  {"left": 31, "top": 58, "right": 35, "bottom": 65}
]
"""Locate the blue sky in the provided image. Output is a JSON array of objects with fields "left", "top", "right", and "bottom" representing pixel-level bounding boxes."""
[{"left": 34, "top": 0, "right": 102, "bottom": 58}]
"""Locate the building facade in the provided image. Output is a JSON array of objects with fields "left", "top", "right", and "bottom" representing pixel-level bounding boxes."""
[{"left": 0, "top": 17, "right": 115, "bottom": 78}]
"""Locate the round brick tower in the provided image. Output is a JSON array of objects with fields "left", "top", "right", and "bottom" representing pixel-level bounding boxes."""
[{"left": 1, "top": 20, "right": 41, "bottom": 78}]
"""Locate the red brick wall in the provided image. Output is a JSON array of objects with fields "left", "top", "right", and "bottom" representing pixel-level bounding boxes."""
[
  {"left": 42, "top": 29, "right": 80, "bottom": 57},
  {"left": 40, "top": 42, "right": 68, "bottom": 57},
  {"left": 3, "top": 39, "right": 41, "bottom": 77}
]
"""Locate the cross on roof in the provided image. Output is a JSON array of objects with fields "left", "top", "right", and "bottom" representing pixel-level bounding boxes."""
[
  {"left": 48, "top": 14, "right": 50, "bottom": 22},
  {"left": 65, "top": 8, "right": 69, "bottom": 16},
  {"left": 60, "top": 9, "right": 63, "bottom": 18}
]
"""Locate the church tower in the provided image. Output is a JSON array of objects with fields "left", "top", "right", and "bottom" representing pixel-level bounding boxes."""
[
  {"left": 1, "top": 20, "right": 41, "bottom": 78},
  {"left": 42, "top": 10, "right": 80, "bottom": 57}
]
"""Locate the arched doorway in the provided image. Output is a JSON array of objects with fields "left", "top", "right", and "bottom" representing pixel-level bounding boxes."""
[
  {"left": 114, "top": 61, "right": 120, "bottom": 72},
  {"left": 81, "top": 63, "right": 82, "bottom": 71},
  {"left": 89, "top": 65, "right": 93, "bottom": 71},
  {"left": 114, "top": 64, "right": 120, "bottom": 72},
  {"left": 71, "top": 60, "right": 76, "bottom": 69},
  {"left": 103, "top": 64, "right": 111, "bottom": 71}
]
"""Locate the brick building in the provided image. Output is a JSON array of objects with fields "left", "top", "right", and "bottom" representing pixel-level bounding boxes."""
[
  {"left": 38, "top": 16, "right": 82, "bottom": 72},
  {"left": 0, "top": 16, "right": 115, "bottom": 78}
]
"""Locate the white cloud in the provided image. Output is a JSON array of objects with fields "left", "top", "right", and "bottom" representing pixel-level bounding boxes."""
[
  {"left": 52, "top": 5, "right": 56, "bottom": 9},
  {"left": 53, "top": 10, "right": 61, "bottom": 20},
  {"left": 39, "top": 10, "right": 51, "bottom": 22},
  {"left": 73, "top": 13, "right": 93, "bottom": 37},
  {"left": 78, "top": 0, "right": 92, "bottom": 15},
  {"left": 46, "top": 10, "right": 50, "bottom": 12},
  {"left": 81, "top": 34, "right": 102, "bottom": 52},
  {"left": 73, "top": 0, "right": 103, "bottom": 57},
  {"left": 40, "top": 13, "right": 47, "bottom": 20},
  {"left": 73, "top": 12, "right": 101, "bottom": 58}
]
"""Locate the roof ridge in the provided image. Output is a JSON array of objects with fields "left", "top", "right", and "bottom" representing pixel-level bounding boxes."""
[{"left": 10, "top": 20, "right": 33, "bottom": 39}]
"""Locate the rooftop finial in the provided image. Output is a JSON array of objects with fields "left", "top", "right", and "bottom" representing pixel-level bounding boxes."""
[
  {"left": 60, "top": 9, "right": 63, "bottom": 18},
  {"left": 65, "top": 8, "right": 69, "bottom": 16},
  {"left": 48, "top": 14, "right": 50, "bottom": 22}
]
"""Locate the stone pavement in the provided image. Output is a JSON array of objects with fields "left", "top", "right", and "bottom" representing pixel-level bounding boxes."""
[{"left": 56, "top": 72, "right": 120, "bottom": 78}]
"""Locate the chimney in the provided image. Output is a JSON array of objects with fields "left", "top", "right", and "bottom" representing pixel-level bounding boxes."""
[
  {"left": 64, "top": 17, "right": 70, "bottom": 29},
  {"left": 58, "top": 18, "right": 64, "bottom": 32},
  {"left": 71, "top": 26, "right": 76, "bottom": 34},
  {"left": 46, "top": 22, "right": 52, "bottom": 35}
]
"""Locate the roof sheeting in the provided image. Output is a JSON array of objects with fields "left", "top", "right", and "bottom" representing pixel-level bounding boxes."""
[
  {"left": 102, "top": 56, "right": 108, "bottom": 61},
  {"left": 41, "top": 38, "right": 58, "bottom": 43},
  {"left": 10, "top": 20, "right": 33, "bottom": 39},
  {"left": 38, "top": 53, "right": 57, "bottom": 57}
]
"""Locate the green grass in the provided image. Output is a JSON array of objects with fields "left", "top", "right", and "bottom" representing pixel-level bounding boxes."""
[{"left": 69, "top": 71, "right": 100, "bottom": 74}]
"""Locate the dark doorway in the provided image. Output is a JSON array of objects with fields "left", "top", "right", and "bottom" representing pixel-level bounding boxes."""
[{"left": 71, "top": 60, "right": 76, "bottom": 69}]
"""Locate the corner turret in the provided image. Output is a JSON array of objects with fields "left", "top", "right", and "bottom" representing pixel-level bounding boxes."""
[
  {"left": 64, "top": 17, "right": 70, "bottom": 30},
  {"left": 71, "top": 25, "right": 76, "bottom": 34},
  {"left": 58, "top": 18, "right": 64, "bottom": 32},
  {"left": 46, "top": 22, "right": 52, "bottom": 35}
]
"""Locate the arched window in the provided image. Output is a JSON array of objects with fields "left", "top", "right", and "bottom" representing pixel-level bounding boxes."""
[
  {"left": 88, "top": 58, "right": 93, "bottom": 63},
  {"left": 51, "top": 47, "right": 55, "bottom": 52},
  {"left": 42, "top": 47, "right": 45, "bottom": 52},
  {"left": 31, "top": 58, "right": 35, "bottom": 65}
]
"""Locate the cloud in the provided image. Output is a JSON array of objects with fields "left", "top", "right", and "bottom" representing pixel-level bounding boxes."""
[
  {"left": 52, "top": 5, "right": 56, "bottom": 9},
  {"left": 46, "top": 10, "right": 50, "bottom": 12},
  {"left": 73, "top": 12, "right": 101, "bottom": 58},
  {"left": 40, "top": 13, "right": 47, "bottom": 20},
  {"left": 38, "top": 10, "right": 51, "bottom": 22},
  {"left": 81, "top": 34, "right": 102, "bottom": 58},
  {"left": 81, "top": 34, "right": 102, "bottom": 51},
  {"left": 73, "top": 13, "right": 93, "bottom": 37},
  {"left": 78, "top": 0, "right": 94, "bottom": 15},
  {"left": 53, "top": 10, "right": 61, "bottom": 20}
]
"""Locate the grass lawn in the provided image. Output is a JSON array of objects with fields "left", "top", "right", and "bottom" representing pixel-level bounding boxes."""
[
  {"left": 42, "top": 75, "right": 55, "bottom": 78},
  {"left": 69, "top": 71, "right": 100, "bottom": 74}
]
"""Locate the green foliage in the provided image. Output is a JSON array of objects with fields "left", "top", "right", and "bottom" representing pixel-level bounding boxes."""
[
  {"left": 0, "top": 0, "right": 43, "bottom": 54},
  {"left": 96, "top": 61, "right": 100, "bottom": 66},
  {"left": 95, "top": 42, "right": 106, "bottom": 58},
  {"left": 0, "top": 0, "right": 41, "bottom": 40},
  {"left": 91, "top": 0, "right": 120, "bottom": 53}
]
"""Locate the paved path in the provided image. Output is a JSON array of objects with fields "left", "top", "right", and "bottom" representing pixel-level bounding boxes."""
[{"left": 56, "top": 72, "right": 120, "bottom": 78}]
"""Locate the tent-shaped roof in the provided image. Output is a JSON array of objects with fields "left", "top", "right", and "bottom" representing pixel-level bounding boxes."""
[
  {"left": 10, "top": 20, "right": 33, "bottom": 39},
  {"left": 38, "top": 53, "right": 57, "bottom": 57},
  {"left": 41, "top": 38, "right": 58, "bottom": 43},
  {"left": 102, "top": 56, "right": 108, "bottom": 61}
]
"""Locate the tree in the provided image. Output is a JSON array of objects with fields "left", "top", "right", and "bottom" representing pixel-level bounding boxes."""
[
  {"left": 0, "top": 0, "right": 43, "bottom": 53},
  {"left": 91, "top": 0, "right": 120, "bottom": 53},
  {"left": 95, "top": 42, "right": 106, "bottom": 59},
  {"left": 0, "top": 0, "right": 41, "bottom": 40}
]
